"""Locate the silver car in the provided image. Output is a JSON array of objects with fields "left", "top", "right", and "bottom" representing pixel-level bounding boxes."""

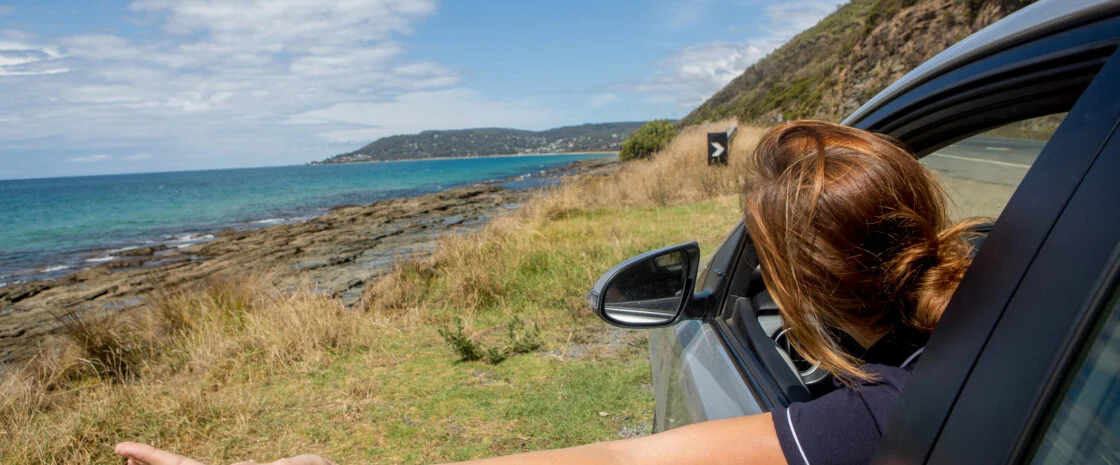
[{"left": 589, "top": 0, "right": 1120, "bottom": 462}]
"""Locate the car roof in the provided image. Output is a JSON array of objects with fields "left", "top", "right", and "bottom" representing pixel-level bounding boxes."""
[{"left": 843, "top": 0, "right": 1120, "bottom": 126}]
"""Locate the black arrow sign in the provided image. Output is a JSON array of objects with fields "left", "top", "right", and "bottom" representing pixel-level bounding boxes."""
[{"left": 707, "top": 131, "right": 730, "bottom": 166}]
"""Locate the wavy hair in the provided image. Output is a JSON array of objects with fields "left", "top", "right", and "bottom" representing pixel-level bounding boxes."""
[{"left": 743, "top": 121, "right": 982, "bottom": 383}]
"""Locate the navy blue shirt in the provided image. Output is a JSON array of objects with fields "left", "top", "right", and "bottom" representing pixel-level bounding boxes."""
[{"left": 772, "top": 328, "right": 927, "bottom": 465}]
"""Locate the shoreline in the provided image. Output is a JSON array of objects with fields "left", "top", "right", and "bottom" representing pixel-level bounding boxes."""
[
  {"left": 312, "top": 151, "right": 619, "bottom": 166},
  {"left": 0, "top": 157, "right": 620, "bottom": 366},
  {"left": 1, "top": 153, "right": 617, "bottom": 289}
]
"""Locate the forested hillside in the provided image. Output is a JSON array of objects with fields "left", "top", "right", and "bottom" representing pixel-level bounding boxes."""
[
  {"left": 683, "top": 0, "right": 1036, "bottom": 125},
  {"left": 318, "top": 122, "right": 644, "bottom": 164}
]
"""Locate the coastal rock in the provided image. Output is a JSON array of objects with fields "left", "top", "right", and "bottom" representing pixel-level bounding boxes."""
[
  {"left": 116, "top": 245, "right": 170, "bottom": 257},
  {"left": 0, "top": 158, "right": 619, "bottom": 366}
]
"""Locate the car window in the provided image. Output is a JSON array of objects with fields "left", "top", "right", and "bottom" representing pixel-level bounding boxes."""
[
  {"left": 921, "top": 113, "right": 1066, "bottom": 220},
  {"left": 695, "top": 224, "right": 744, "bottom": 295},
  {"left": 1028, "top": 284, "right": 1120, "bottom": 464}
]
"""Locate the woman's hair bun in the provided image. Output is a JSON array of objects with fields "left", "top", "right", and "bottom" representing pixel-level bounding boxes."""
[{"left": 908, "top": 222, "right": 984, "bottom": 331}]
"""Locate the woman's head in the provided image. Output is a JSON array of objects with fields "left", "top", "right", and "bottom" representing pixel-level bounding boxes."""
[{"left": 743, "top": 120, "right": 978, "bottom": 382}]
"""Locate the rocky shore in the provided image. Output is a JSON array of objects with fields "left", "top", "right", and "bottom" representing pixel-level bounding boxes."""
[{"left": 0, "top": 157, "right": 619, "bottom": 366}]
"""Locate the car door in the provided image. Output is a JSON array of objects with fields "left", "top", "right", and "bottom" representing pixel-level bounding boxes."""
[
  {"left": 650, "top": 0, "right": 1120, "bottom": 435},
  {"left": 648, "top": 224, "right": 768, "bottom": 431}
]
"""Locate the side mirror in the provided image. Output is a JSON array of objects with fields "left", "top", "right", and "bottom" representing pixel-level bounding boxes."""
[{"left": 587, "top": 242, "right": 703, "bottom": 328}]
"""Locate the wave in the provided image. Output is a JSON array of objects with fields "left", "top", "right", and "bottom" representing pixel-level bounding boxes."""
[
  {"left": 170, "top": 233, "right": 214, "bottom": 243},
  {"left": 85, "top": 256, "right": 116, "bottom": 263},
  {"left": 165, "top": 233, "right": 215, "bottom": 246},
  {"left": 39, "top": 265, "right": 71, "bottom": 273}
]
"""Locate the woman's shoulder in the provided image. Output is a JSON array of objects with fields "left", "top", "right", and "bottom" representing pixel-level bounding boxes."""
[
  {"left": 853, "top": 361, "right": 914, "bottom": 392},
  {"left": 771, "top": 362, "right": 918, "bottom": 465}
]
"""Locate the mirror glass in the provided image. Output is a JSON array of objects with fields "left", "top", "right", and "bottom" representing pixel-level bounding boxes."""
[{"left": 603, "top": 250, "right": 688, "bottom": 325}]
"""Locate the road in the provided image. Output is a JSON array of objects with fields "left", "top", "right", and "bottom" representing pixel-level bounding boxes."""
[
  {"left": 923, "top": 136, "right": 1044, "bottom": 186},
  {"left": 921, "top": 136, "right": 1046, "bottom": 219}
]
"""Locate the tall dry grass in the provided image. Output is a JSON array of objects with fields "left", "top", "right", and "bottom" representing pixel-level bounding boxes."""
[
  {"left": 360, "top": 121, "right": 763, "bottom": 322},
  {"left": 556, "top": 121, "right": 761, "bottom": 208},
  {"left": 1, "top": 276, "right": 385, "bottom": 462}
]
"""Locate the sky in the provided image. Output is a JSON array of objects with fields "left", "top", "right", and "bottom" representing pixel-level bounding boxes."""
[{"left": 0, "top": 0, "right": 843, "bottom": 179}]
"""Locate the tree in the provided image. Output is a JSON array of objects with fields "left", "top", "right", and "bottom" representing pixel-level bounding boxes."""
[{"left": 619, "top": 119, "right": 678, "bottom": 161}]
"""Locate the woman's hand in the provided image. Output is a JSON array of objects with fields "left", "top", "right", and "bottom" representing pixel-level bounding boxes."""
[{"left": 114, "top": 442, "right": 333, "bottom": 465}]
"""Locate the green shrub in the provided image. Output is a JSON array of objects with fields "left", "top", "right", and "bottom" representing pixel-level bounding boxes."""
[
  {"left": 619, "top": 120, "right": 678, "bottom": 161},
  {"left": 438, "top": 316, "right": 543, "bottom": 364},
  {"left": 437, "top": 317, "right": 487, "bottom": 362},
  {"left": 504, "top": 317, "right": 542, "bottom": 355}
]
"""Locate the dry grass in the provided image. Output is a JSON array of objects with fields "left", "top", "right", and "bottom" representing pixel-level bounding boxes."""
[
  {"left": 2, "top": 276, "right": 384, "bottom": 463},
  {"left": 552, "top": 120, "right": 761, "bottom": 208},
  {"left": 358, "top": 120, "right": 761, "bottom": 321},
  {"left": 1, "top": 123, "right": 762, "bottom": 464}
]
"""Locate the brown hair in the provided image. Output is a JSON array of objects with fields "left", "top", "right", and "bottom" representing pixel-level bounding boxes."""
[{"left": 743, "top": 121, "right": 981, "bottom": 383}]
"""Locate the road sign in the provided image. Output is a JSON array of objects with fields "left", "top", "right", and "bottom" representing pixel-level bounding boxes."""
[{"left": 707, "top": 126, "right": 736, "bottom": 166}]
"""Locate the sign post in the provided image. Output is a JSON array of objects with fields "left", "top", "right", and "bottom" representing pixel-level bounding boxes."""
[{"left": 707, "top": 126, "right": 736, "bottom": 166}]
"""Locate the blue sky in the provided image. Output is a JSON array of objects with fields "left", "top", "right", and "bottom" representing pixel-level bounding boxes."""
[{"left": 0, "top": 0, "right": 842, "bottom": 179}]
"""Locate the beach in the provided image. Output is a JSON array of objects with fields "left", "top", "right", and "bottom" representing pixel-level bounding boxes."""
[{"left": 0, "top": 157, "right": 619, "bottom": 366}]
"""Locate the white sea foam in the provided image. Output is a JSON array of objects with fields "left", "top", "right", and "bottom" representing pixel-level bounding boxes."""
[
  {"left": 86, "top": 256, "right": 116, "bottom": 263},
  {"left": 40, "top": 265, "right": 71, "bottom": 273},
  {"left": 252, "top": 218, "right": 285, "bottom": 225},
  {"left": 169, "top": 233, "right": 215, "bottom": 244}
]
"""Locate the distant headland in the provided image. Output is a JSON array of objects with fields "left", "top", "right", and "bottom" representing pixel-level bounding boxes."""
[{"left": 314, "top": 122, "right": 646, "bottom": 164}]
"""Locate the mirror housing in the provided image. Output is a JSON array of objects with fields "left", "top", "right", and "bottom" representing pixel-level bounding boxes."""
[{"left": 587, "top": 242, "right": 710, "bottom": 328}]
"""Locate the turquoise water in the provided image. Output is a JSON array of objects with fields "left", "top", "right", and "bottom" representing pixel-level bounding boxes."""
[{"left": 0, "top": 154, "right": 609, "bottom": 286}]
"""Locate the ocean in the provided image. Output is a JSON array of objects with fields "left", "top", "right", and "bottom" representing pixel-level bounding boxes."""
[{"left": 0, "top": 154, "right": 610, "bottom": 287}]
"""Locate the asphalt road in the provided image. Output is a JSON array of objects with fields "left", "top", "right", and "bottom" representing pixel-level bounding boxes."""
[
  {"left": 923, "top": 136, "right": 1044, "bottom": 186},
  {"left": 921, "top": 136, "right": 1046, "bottom": 219}
]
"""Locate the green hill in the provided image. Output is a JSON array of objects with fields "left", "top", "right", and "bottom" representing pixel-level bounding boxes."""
[
  {"left": 317, "top": 122, "right": 645, "bottom": 164},
  {"left": 682, "top": 0, "right": 1035, "bottom": 125}
]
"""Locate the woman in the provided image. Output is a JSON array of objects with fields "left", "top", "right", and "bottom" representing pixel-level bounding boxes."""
[{"left": 116, "top": 121, "right": 981, "bottom": 465}]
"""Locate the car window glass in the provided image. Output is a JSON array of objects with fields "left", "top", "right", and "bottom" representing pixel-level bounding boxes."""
[
  {"left": 696, "top": 225, "right": 744, "bottom": 295},
  {"left": 921, "top": 113, "right": 1066, "bottom": 221},
  {"left": 1028, "top": 284, "right": 1120, "bottom": 464}
]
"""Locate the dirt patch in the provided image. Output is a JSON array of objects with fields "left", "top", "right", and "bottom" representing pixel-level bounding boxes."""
[{"left": 547, "top": 325, "right": 647, "bottom": 361}]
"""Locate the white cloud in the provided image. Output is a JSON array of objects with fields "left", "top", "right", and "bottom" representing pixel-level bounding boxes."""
[
  {"left": 0, "top": 0, "right": 546, "bottom": 169},
  {"left": 590, "top": 93, "right": 617, "bottom": 107},
  {"left": 0, "top": 67, "right": 70, "bottom": 76},
  {"left": 288, "top": 88, "right": 563, "bottom": 143},
  {"left": 129, "top": 0, "right": 435, "bottom": 46},
  {"left": 635, "top": 41, "right": 773, "bottom": 107},
  {"left": 764, "top": 1, "right": 843, "bottom": 32},
  {"left": 0, "top": 37, "right": 70, "bottom": 76},
  {"left": 68, "top": 154, "right": 112, "bottom": 163},
  {"left": 634, "top": 0, "right": 843, "bottom": 107},
  {"left": 126, "top": 153, "right": 153, "bottom": 160}
]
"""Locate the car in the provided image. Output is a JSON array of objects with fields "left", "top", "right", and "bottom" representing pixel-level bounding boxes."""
[{"left": 586, "top": 0, "right": 1120, "bottom": 463}]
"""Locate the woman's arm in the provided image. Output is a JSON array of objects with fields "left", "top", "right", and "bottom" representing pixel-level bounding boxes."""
[
  {"left": 444, "top": 413, "right": 785, "bottom": 465},
  {"left": 116, "top": 413, "right": 786, "bottom": 465}
]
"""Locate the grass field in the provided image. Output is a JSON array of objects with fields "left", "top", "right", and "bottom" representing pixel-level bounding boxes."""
[{"left": 1, "top": 122, "right": 756, "bottom": 464}]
